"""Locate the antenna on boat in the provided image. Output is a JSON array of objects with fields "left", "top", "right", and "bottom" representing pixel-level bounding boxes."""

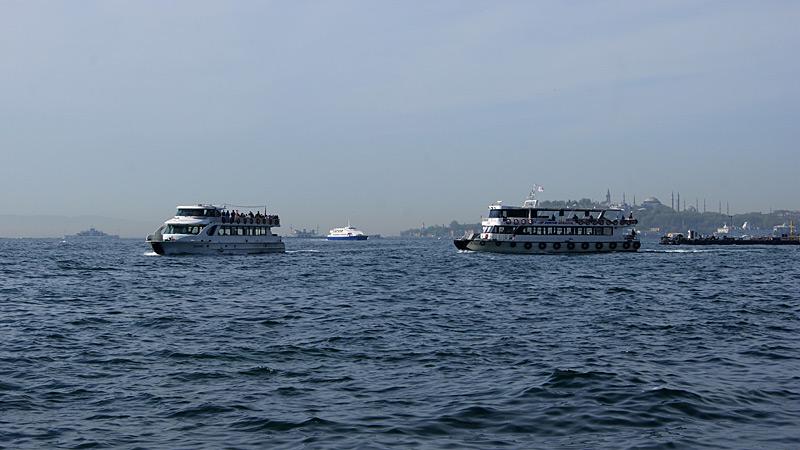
[{"left": 524, "top": 184, "right": 543, "bottom": 208}]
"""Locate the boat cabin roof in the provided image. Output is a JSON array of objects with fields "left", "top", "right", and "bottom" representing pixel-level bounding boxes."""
[{"left": 176, "top": 204, "right": 223, "bottom": 210}]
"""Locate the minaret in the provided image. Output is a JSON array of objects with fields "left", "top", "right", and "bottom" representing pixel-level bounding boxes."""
[
  {"left": 606, "top": 189, "right": 611, "bottom": 205},
  {"left": 671, "top": 192, "right": 675, "bottom": 210},
  {"left": 677, "top": 192, "right": 681, "bottom": 212},
  {"left": 622, "top": 192, "right": 626, "bottom": 205}
]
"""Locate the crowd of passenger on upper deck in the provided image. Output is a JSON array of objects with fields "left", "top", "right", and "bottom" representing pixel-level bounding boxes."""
[
  {"left": 220, "top": 210, "right": 278, "bottom": 225},
  {"left": 569, "top": 212, "right": 637, "bottom": 225},
  {"left": 176, "top": 207, "right": 278, "bottom": 225}
]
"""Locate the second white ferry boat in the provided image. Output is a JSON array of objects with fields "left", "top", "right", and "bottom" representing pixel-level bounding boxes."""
[
  {"left": 327, "top": 222, "right": 368, "bottom": 241},
  {"left": 146, "top": 204, "right": 285, "bottom": 255},
  {"left": 454, "top": 191, "right": 641, "bottom": 254}
]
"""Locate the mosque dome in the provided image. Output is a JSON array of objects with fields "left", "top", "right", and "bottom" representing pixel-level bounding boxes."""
[{"left": 642, "top": 197, "right": 662, "bottom": 207}]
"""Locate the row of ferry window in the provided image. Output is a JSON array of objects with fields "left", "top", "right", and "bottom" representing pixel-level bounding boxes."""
[
  {"left": 483, "top": 226, "right": 614, "bottom": 236},
  {"left": 489, "top": 210, "right": 546, "bottom": 219},
  {"left": 177, "top": 209, "right": 220, "bottom": 217},
  {"left": 164, "top": 225, "right": 205, "bottom": 235},
  {"left": 488, "top": 209, "right": 612, "bottom": 219},
  {"left": 215, "top": 226, "right": 272, "bottom": 236},
  {"left": 164, "top": 224, "right": 273, "bottom": 236}
]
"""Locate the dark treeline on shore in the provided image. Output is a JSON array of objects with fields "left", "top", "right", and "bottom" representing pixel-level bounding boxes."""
[{"left": 401, "top": 201, "right": 799, "bottom": 238}]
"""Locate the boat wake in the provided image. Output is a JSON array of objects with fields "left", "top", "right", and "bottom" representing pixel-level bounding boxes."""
[{"left": 143, "top": 251, "right": 160, "bottom": 257}]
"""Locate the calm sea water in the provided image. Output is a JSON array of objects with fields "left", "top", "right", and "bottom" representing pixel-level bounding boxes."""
[{"left": 1, "top": 238, "right": 798, "bottom": 449}]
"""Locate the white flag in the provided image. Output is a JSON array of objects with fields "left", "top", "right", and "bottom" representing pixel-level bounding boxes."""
[{"left": 537, "top": 186, "right": 544, "bottom": 192}]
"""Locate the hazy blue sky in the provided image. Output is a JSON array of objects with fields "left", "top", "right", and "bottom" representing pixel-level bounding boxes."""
[{"left": 2, "top": 1, "right": 799, "bottom": 235}]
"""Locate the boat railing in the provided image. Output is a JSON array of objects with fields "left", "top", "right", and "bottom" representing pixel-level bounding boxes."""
[{"left": 492, "top": 217, "right": 638, "bottom": 226}]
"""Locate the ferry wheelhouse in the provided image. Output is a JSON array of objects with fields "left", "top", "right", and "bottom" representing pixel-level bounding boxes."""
[
  {"left": 146, "top": 204, "right": 285, "bottom": 255},
  {"left": 454, "top": 194, "right": 640, "bottom": 254}
]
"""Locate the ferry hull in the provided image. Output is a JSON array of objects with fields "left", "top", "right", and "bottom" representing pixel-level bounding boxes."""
[
  {"left": 327, "top": 236, "right": 368, "bottom": 241},
  {"left": 455, "top": 238, "right": 640, "bottom": 254},
  {"left": 150, "top": 241, "right": 285, "bottom": 255}
]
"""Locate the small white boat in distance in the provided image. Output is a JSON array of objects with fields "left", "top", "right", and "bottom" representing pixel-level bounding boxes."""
[
  {"left": 327, "top": 222, "right": 368, "bottom": 241},
  {"left": 146, "top": 204, "right": 285, "bottom": 255}
]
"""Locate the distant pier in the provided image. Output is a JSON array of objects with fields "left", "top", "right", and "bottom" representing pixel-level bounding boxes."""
[{"left": 660, "top": 235, "right": 799, "bottom": 246}]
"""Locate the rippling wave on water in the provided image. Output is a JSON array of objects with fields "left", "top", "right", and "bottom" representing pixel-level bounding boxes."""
[{"left": 1, "top": 238, "right": 799, "bottom": 449}]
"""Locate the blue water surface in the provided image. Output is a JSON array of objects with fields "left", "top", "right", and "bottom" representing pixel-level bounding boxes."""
[{"left": 1, "top": 238, "right": 798, "bottom": 449}]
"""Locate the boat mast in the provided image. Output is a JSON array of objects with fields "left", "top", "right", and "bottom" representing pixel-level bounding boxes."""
[{"left": 523, "top": 184, "right": 543, "bottom": 208}]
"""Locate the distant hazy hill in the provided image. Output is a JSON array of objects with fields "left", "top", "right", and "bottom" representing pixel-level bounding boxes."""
[
  {"left": 632, "top": 206, "right": 799, "bottom": 234},
  {"left": 0, "top": 215, "right": 154, "bottom": 238},
  {"left": 400, "top": 221, "right": 481, "bottom": 238}
]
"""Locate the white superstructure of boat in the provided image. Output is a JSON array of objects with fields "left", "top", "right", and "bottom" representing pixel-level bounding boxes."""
[
  {"left": 454, "top": 190, "right": 641, "bottom": 254},
  {"left": 773, "top": 222, "right": 798, "bottom": 239},
  {"left": 715, "top": 223, "right": 733, "bottom": 236},
  {"left": 714, "top": 222, "right": 750, "bottom": 238},
  {"left": 145, "top": 204, "right": 285, "bottom": 255},
  {"left": 327, "top": 222, "right": 368, "bottom": 241}
]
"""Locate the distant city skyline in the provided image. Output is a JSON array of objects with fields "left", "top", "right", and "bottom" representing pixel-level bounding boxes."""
[
  {"left": 1, "top": 185, "right": 795, "bottom": 238},
  {"left": 2, "top": 1, "right": 799, "bottom": 235}
]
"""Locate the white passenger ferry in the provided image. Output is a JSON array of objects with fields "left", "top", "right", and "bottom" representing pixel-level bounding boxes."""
[
  {"left": 454, "top": 192, "right": 640, "bottom": 254},
  {"left": 327, "top": 223, "right": 368, "bottom": 241},
  {"left": 146, "top": 204, "right": 285, "bottom": 255}
]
